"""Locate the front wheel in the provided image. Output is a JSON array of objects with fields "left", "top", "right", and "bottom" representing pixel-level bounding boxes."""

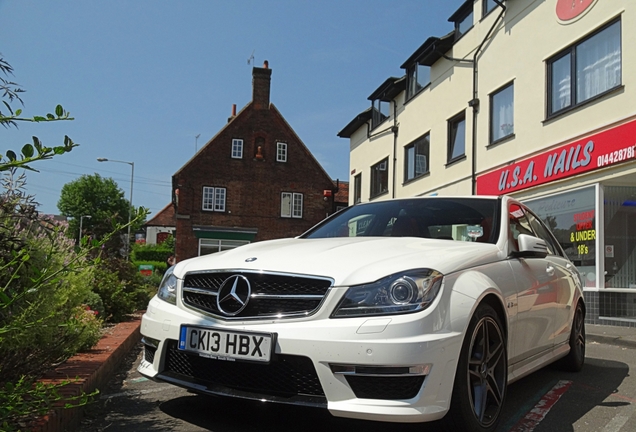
[{"left": 444, "top": 303, "right": 507, "bottom": 432}]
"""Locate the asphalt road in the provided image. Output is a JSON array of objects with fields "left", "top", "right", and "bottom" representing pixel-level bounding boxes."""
[{"left": 78, "top": 340, "right": 636, "bottom": 432}]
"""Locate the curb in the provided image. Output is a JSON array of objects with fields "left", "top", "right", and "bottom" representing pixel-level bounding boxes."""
[
  {"left": 587, "top": 333, "right": 636, "bottom": 350},
  {"left": 29, "top": 317, "right": 141, "bottom": 432}
]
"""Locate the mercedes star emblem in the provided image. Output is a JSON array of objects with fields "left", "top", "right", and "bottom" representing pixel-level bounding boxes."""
[{"left": 217, "top": 275, "right": 251, "bottom": 316}]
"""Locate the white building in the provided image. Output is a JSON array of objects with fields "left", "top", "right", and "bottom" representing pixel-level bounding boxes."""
[{"left": 339, "top": 0, "right": 636, "bottom": 326}]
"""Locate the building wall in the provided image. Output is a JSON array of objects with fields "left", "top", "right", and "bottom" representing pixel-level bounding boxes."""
[
  {"left": 350, "top": 0, "right": 635, "bottom": 202},
  {"left": 346, "top": 0, "right": 636, "bottom": 325},
  {"left": 174, "top": 67, "right": 335, "bottom": 260}
]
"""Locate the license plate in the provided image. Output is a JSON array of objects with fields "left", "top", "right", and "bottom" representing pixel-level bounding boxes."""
[{"left": 178, "top": 325, "right": 274, "bottom": 363}]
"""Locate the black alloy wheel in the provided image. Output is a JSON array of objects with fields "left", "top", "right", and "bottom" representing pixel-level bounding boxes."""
[
  {"left": 558, "top": 301, "right": 585, "bottom": 372},
  {"left": 445, "top": 303, "right": 507, "bottom": 432}
]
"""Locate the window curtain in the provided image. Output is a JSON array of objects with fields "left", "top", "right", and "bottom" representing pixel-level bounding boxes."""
[
  {"left": 577, "top": 22, "right": 621, "bottom": 103},
  {"left": 493, "top": 86, "right": 514, "bottom": 141}
]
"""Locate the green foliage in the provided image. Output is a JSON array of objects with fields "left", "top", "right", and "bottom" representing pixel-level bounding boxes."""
[
  {"left": 0, "top": 55, "right": 127, "bottom": 431},
  {"left": 0, "top": 171, "right": 102, "bottom": 383},
  {"left": 1, "top": 56, "right": 77, "bottom": 173},
  {"left": 90, "top": 258, "right": 152, "bottom": 322},
  {"left": 0, "top": 376, "right": 98, "bottom": 431},
  {"left": 132, "top": 242, "right": 174, "bottom": 263},
  {"left": 57, "top": 174, "right": 129, "bottom": 238},
  {"left": 57, "top": 174, "right": 148, "bottom": 255}
]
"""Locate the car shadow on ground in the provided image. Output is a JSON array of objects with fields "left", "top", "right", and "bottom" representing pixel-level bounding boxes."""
[
  {"left": 497, "top": 356, "right": 630, "bottom": 431},
  {"left": 159, "top": 355, "right": 629, "bottom": 432}
]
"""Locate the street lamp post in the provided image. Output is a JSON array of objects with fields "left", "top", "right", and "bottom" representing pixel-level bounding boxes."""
[
  {"left": 78, "top": 215, "right": 92, "bottom": 245},
  {"left": 97, "top": 157, "right": 135, "bottom": 259}
]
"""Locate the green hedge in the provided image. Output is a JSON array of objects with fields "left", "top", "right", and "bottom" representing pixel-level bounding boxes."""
[{"left": 132, "top": 240, "right": 173, "bottom": 263}]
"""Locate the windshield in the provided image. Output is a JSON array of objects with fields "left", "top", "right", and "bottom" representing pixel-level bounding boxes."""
[{"left": 302, "top": 198, "right": 500, "bottom": 244}]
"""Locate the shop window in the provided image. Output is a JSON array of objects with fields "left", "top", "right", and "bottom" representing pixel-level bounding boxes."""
[
  {"left": 547, "top": 19, "right": 621, "bottom": 117},
  {"left": 406, "top": 64, "right": 431, "bottom": 101},
  {"left": 353, "top": 173, "right": 362, "bottom": 204},
  {"left": 448, "top": 112, "right": 466, "bottom": 163},
  {"left": 199, "top": 239, "right": 249, "bottom": 256},
  {"left": 281, "top": 192, "right": 303, "bottom": 218},
  {"left": 525, "top": 186, "right": 597, "bottom": 287},
  {"left": 603, "top": 186, "right": 636, "bottom": 289},
  {"left": 404, "top": 133, "right": 429, "bottom": 182},
  {"left": 231, "top": 139, "right": 243, "bottom": 159},
  {"left": 202, "top": 186, "right": 226, "bottom": 212},
  {"left": 276, "top": 142, "right": 287, "bottom": 162},
  {"left": 490, "top": 82, "right": 514, "bottom": 144},
  {"left": 370, "top": 158, "right": 389, "bottom": 198}
]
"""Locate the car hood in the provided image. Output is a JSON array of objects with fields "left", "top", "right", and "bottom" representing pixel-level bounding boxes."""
[{"left": 175, "top": 237, "right": 503, "bottom": 286}]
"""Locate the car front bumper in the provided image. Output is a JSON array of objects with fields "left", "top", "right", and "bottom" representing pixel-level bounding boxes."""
[{"left": 137, "top": 293, "right": 463, "bottom": 423}]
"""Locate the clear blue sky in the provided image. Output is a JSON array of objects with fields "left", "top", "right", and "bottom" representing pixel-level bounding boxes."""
[{"left": 1, "top": 0, "right": 459, "bottom": 218}]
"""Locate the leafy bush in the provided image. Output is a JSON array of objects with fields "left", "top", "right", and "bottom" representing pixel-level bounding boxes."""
[
  {"left": 91, "top": 257, "right": 152, "bottom": 322},
  {"left": 0, "top": 171, "right": 102, "bottom": 383}
]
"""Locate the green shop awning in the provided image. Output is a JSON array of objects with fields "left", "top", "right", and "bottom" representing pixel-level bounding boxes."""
[{"left": 192, "top": 225, "right": 258, "bottom": 241}]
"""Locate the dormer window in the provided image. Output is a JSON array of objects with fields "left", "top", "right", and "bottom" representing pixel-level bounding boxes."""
[
  {"left": 456, "top": 10, "right": 473, "bottom": 38},
  {"left": 450, "top": 0, "right": 474, "bottom": 40},
  {"left": 406, "top": 63, "right": 431, "bottom": 100},
  {"left": 483, "top": 0, "right": 497, "bottom": 17},
  {"left": 371, "top": 99, "right": 389, "bottom": 129}
]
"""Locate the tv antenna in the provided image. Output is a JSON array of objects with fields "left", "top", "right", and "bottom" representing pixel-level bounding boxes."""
[{"left": 247, "top": 50, "right": 255, "bottom": 66}]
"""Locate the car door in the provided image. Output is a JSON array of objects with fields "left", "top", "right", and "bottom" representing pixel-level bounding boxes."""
[
  {"left": 524, "top": 206, "right": 578, "bottom": 346},
  {"left": 507, "top": 203, "right": 558, "bottom": 365}
]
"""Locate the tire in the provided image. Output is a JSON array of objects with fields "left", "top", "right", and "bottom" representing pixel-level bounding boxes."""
[
  {"left": 557, "top": 301, "right": 585, "bottom": 372},
  {"left": 444, "top": 303, "right": 507, "bottom": 432}
]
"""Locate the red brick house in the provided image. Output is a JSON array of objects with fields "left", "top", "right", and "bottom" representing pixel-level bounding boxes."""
[
  {"left": 144, "top": 203, "right": 176, "bottom": 245},
  {"left": 172, "top": 61, "right": 345, "bottom": 260}
]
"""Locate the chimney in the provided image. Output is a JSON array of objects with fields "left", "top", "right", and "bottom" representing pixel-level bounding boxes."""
[
  {"left": 227, "top": 103, "right": 237, "bottom": 123},
  {"left": 252, "top": 60, "right": 272, "bottom": 110}
]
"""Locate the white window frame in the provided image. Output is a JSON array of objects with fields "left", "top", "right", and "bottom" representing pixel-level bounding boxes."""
[
  {"left": 198, "top": 238, "right": 249, "bottom": 256},
  {"left": 276, "top": 142, "right": 288, "bottom": 162},
  {"left": 202, "top": 186, "right": 226, "bottom": 212},
  {"left": 281, "top": 192, "right": 303, "bottom": 218},
  {"left": 231, "top": 139, "right": 243, "bottom": 159}
]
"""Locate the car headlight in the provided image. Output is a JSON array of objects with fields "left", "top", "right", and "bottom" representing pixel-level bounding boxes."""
[
  {"left": 332, "top": 269, "right": 443, "bottom": 318},
  {"left": 157, "top": 267, "right": 178, "bottom": 305}
]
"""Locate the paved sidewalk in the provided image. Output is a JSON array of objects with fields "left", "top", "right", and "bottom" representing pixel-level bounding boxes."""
[{"left": 586, "top": 323, "right": 636, "bottom": 349}]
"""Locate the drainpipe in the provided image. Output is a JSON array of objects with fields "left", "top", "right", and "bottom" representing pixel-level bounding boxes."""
[
  {"left": 391, "top": 101, "right": 399, "bottom": 198},
  {"left": 471, "top": 1, "right": 506, "bottom": 195}
]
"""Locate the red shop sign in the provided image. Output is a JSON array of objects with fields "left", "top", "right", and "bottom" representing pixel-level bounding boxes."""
[
  {"left": 477, "top": 119, "right": 636, "bottom": 196},
  {"left": 556, "top": 0, "right": 597, "bottom": 22}
]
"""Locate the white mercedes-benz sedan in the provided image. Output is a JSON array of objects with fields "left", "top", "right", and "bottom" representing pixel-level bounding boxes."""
[{"left": 138, "top": 196, "right": 585, "bottom": 432}]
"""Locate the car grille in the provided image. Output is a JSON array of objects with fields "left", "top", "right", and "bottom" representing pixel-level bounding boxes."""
[
  {"left": 144, "top": 345, "right": 156, "bottom": 364},
  {"left": 163, "top": 340, "right": 325, "bottom": 398},
  {"left": 344, "top": 375, "right": 425, "bottom": 400},
  {"left": 182, "top": 271, "right": 332, "bottom": 319}
]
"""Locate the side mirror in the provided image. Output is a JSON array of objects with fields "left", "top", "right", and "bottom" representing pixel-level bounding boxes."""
[{"left": 512, "top": 234, "right": 549, "bottom": 258}]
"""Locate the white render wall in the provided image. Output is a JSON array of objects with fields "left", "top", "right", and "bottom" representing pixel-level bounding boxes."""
[{"left": 348, "top": 0, "right": 636, "bottom": 203}]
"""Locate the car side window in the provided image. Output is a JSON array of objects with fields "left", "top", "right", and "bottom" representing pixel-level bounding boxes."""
[
  {"left": 524, "top": 207, "right": 562, "bottom": 257},
  {"left": 508, "top": 204, "right": 535, "bottom": 253}
]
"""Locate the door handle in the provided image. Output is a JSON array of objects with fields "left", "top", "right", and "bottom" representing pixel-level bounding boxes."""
[{"left": 546, "top": 265, "right": 555, "bottom": 276}]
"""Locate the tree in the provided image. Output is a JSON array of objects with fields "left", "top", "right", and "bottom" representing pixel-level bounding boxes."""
[{"left": 58, "top": 174, "right": 128, "bottom": 238}]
